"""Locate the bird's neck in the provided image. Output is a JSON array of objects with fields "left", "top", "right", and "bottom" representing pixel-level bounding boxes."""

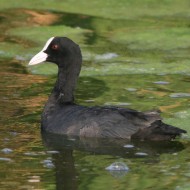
[
  {"left": 42, "top": 66, "right": 78, "bottom": 124},
  {"left": 52, "top": 65, "right": 79, "bottom": 104}
]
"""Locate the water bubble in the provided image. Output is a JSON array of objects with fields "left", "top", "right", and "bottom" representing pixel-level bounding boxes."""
[
  {"left": 135, "top": 152, "right": 148, "bottom": 156},
  {"left": 42, "top": 159, "right": 54, "bottom": 169},
  {"left": 1, "top": 148, "right": 13, "bottom": 154},
  {"left": 123, "top": 144, "right": 134, "bottom": 148},
  {"left": 106, "top": 162, "right": 129, "bottom": 178},
  {"left": 106, "top": 162, "right": 129, "bottom": 171}
]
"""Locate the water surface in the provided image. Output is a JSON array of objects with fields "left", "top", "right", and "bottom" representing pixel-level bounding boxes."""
[{"left": 0, "top": 2, "right": 190, "bottom": 190}]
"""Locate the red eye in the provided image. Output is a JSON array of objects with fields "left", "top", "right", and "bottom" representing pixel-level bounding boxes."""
[{"left": 52, "top": 44, "right": 59, "bottom": 50}]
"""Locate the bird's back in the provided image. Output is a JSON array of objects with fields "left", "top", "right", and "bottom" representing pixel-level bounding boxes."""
[{"left": 41, "top": 103, "right": 183, "bottom": 140}]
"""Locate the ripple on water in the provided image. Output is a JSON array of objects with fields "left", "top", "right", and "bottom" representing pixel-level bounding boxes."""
[
  {"left": 46, "top": 150, "right": 59, "bottom": 154},
  {"left": 174, "top": 111, "right": 190, "bottom": 119},
  {"left": 153, "top": 81, "right": 170, "bottom": 85},
  {"left": 42, "top": 159, "right": 55, "bottom": 169},
  {"left": 170, "top": 93, "right": 190, "bottom": 98},
  {"left": 95, "top": 53, "right": 118, "bottom": 60},
  {"left": 123, "top": 144, "right": 135, "bottom": 148},
  {"left": 28, "top": 175, "right": 41, "bottom": 183},
  {"left": 1, "top": 148, "right": 13, "bottom": 154},
  {"left": 0, "top": 157, "right": 12, "bottom": 162},
  {"left": 135, "top": 152, "right": 148, "bottom": 156},
  {"left": 24, "top": 152, "right": 45, "bottom": 156},
  {"left": 125, "top": 88, "right": 137, "bottom": 92},
  {"left": 104, "top": 102, "right": 131, "bottom": 106}
]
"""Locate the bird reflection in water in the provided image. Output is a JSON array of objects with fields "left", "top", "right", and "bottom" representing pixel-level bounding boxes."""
[{"left": 42, "top": 132, "right": 185, "bottom": 190}]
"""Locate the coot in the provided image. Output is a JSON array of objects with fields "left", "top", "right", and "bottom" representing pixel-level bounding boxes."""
[{"left": 29, "top": 37, "right": 186, "bottom": 140}]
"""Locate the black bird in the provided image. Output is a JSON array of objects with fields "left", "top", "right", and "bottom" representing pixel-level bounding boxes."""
[{"left": 29, "top": 37, "right": 186, "bottom": 140}]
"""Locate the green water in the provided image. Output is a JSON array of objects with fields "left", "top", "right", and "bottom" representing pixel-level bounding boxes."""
[{"left": 0, "top": 1, "right": 190, "bottom": 189}]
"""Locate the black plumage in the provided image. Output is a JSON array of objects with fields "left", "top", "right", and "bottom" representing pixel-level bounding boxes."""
[{"left": 29, "top": 37, "right": 186, "bottom": 140}]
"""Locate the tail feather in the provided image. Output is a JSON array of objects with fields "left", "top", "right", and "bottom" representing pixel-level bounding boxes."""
[{"left": 131, "top": 120, "right": 187, "bottom": 141}]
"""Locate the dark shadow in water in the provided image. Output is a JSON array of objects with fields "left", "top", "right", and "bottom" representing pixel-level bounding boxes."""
[
  {"left": 52, "top": 10, "right": 130, "bottom": 45},
  {"left": 52, "top": 150, "right": 78, "bottom": 190},
  {"left": 0, "top": 58, "right": 28, "bottom": 74},
  {"left": 42, "top": 132, "right": 185, "bottom": 190},
  {"left": 76, "top": 76, "right": 110, "bottom": 101},
  {"left": 22, "top": 76, "right": 109, "bottom": 101},
  {"left": 52, "top": 11, "right": 101, "bottom": 45}
]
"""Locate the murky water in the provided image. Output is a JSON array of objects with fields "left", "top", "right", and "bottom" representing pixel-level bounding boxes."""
[{"left": 1, "top": 3, "right": 190, "bottom": 190}]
